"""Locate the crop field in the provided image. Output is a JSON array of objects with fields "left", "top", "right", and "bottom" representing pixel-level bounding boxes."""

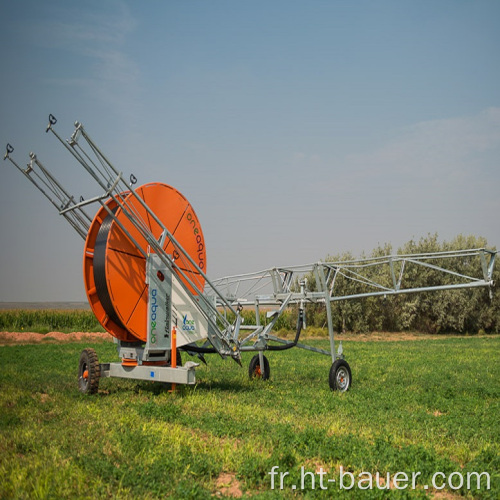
[
  {"left": 0, "top": 335, "right": 498, "bottom": 499},
  {"left": 0, "top": 309, "right": 105, "bottom": 334}
]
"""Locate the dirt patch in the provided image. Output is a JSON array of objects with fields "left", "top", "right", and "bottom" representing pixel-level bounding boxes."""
[
  {"left": 0, "top": 331, "right": 111, "bottom": 345},
  {"left": 325, "top": 331, "right": 496, "bottom": 342},
  {"left": 214, "top": 472, "right": 242, "bottom": 498},
  {"left": 428, "top": 410, "right": 445, "bottom": 417},
  {"left": 431, "top": 491, "right": 463, "bottom": 499},
  {"left": 341, "top": 331, "right": 428, "bottom": 341},
  {"left": 0, "top": 331, "right": 496, "bottom": 345}
]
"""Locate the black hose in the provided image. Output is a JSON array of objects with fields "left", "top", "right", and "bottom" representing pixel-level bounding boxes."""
[
  {"left": 180, "top": 343, "right": 217, "bottom": 354},
  {"left": 181, "top": 309, "right": 304, "bottom": 355},
  {"left": 266, "top": 309, "right": 304, "bottom": 351},
  {"left": 93, "top": 210, "right": 126, "bottom": 330}
]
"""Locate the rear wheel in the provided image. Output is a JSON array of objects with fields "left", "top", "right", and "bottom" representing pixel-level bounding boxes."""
[
  {"left": 329, "top": 359, "right": 351, "bottom": 392},
  {"left": 78, "top": 348, "right": 100, "bottom": 394},
  {"left": 249, "top": 354, "right": 270, "bottom": 380}
]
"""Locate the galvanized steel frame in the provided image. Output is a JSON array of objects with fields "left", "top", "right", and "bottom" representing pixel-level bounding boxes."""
[{"left": 5, "top": 115, "right": 498, "bottom": 367}]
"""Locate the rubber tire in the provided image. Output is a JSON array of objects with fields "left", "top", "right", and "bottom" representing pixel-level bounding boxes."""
[
  {"left": 248, "top": 354, "right": 270, "bottom": 380},
  {"left": 329, "top": 359, "right": 352, "bottom": 392},
  {"left": 78, "top": 348, "right": 100, "bottom": 394}
]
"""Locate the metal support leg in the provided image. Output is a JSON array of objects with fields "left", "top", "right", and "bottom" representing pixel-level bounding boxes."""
[
  {"left": 315, "top": 264, "right": 336, "bottom": 362},
  {"left": 325, "top": 298, "right": 336, "bottom": 362},
  {"left": 258, "top": 351, "right": 265, "bottom": 378}
]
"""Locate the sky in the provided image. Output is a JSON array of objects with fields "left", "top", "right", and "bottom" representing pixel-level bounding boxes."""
[{"left": 0, "top": 0, "right": 499, "bottom": 302}]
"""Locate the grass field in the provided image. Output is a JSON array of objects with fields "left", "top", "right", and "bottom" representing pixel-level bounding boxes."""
[{"left": 0, "top": 336, "right": 498, "bottom": 499}]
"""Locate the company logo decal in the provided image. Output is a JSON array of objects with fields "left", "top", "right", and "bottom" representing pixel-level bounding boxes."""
[{"left": 182, "top": 314, "right": 196, "bottom": 332}]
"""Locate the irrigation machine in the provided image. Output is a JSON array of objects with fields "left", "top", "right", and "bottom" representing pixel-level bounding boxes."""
[{"left": 4, "top": 115, "right": 497, "bottom": 394}]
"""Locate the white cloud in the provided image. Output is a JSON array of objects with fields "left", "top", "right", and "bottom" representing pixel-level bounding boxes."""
[
  {"left": 345, "top": 107, "right": 500, "bottom": 182},
  {"left": 303, "top": 107, "right": 500, "bottom": 252}
]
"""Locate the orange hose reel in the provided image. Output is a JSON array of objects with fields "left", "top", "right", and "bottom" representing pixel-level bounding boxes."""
[{"left": 82, "top": 183, "right": 206, "bottom": 343}]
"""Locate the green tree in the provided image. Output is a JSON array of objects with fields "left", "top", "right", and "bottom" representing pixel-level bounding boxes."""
[{"left": 316, "top": 234, "right": 499, "bottom": 334}]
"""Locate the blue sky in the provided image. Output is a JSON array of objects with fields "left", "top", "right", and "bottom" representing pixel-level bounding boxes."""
[{"left": 1, "top": 0, "right": 499, "bottom": 302}]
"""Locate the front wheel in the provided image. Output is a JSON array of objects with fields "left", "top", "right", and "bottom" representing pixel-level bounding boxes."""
[
  {"left": 329, "top": 359, "right": 351, "bottom": 392},
  {"left": 249, "top": 354, "right": 270, "bottom": 380},
  {"left": 78, "top": 348, "right": 100, "bottom": 394}
]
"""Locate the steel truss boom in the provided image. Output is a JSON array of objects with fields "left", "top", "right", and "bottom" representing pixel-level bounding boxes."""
[
  {"left": 207, "top": 249, "right": 496, "bottom": 360},
  {"left": 211, "top": 249, "right": 496, "bottom": 306}
]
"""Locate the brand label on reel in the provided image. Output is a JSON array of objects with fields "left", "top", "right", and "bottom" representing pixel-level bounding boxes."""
[
  {"left": 150, "top": 288, "right": 158, "bottom": 344},
  {"left": 186, "top": 212, "right": 205, "bottom": 270}
]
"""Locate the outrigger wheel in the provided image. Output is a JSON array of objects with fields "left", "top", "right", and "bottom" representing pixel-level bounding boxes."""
[
  {"left": 78, "top": 348, "right": 100, "bottom": 394},
  {"left": 329, "top": 359, "right": 352, "bottom": 392},
  {"left": 248, "top": 354, "right": 270, "bottom": 380}
]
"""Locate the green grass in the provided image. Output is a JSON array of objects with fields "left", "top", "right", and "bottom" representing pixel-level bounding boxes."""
[{"left": 0, "top": 337, "right": 498, "bottom": 499}]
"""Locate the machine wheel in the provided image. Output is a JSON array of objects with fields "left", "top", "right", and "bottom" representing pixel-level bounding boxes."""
[
  {"left": 249, "top": 354, "right": 270, "bottom": 380},
  {"left": 78, "top": 348, "right": 100, "bottom": 394},
  {"left": 329, "top": 359, "right": 351, "bottom": 392}
]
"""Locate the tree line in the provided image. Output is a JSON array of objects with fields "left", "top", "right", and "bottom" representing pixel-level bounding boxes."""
[{"left": 305, "top": 234, "right": 499, "bottom": 334}]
